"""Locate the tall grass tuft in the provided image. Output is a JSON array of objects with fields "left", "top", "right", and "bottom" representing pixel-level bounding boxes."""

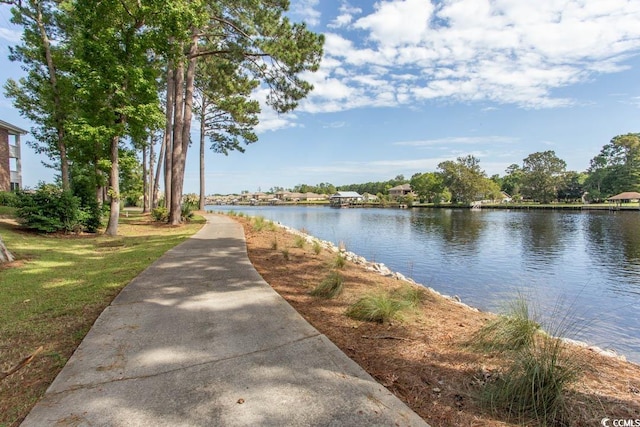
[
  {"left": 310, "top": 271, "right": 344, "bottom": 298},
  {"left": 346, "top": 292, "right": 405, "bottom": 323},
  {"left": 472, "top": 296, "right": 584, "bottom": 426},
  {"left": 391, "top": 284, "right": 426, "bottom": 309},
  {"left": 281, "top": 249, "right": 290, "bottom": 261},
  {"left": 312, "top": 240, "right": 322, "bottom": 255},
  {"left": 271, "top": 238, "right": 278, "bottom": 250},
  {"left": 469, "top": 297, "right": 540, "bottom": 353},
  {"left": 294, "top": 235, "right": 306, "bottom": 248},
  {"left": 252, "top": 216, "right": 268, "bottom": 231},
  {"left": 480, "top": 336, "right": 580, "bottom": 425},
  {"left": 333, "top": 254, "right": 346, "bottom": 269}
]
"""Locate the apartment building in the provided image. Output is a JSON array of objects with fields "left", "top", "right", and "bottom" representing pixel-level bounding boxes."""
[{"left": 0, "top": 119, "right": 27, "bottom": 191}]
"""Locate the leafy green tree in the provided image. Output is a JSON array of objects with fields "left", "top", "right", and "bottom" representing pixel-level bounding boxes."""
[
  {"left": 194, "top": 55, "right": 260, "bottom": 209},
  {"left": 502, "top": 164, "right": 523, "bottom": 197},
  {"left": 585, "top": 133, "right": 640, "bottom": 200},
  {"left": 557, "top": 171, "right": 587, "bottom": 202},
  {"left": 164, "top": 1, "right": 324, "bottom": 224},
  {"left": 68, "top": 0, "right": 164, "bottom": 235},
  {"left": 437, "top": 155, "right": 489, "bottom": 204},
  {"left": 3, "top": 0, "right": 75, "bottom": 189},
  {"left": 520, "top": 151, "right": 567, "bottom": 203},
  {"left": 410, "top": 172, "right": 444, "bottom": 203}
]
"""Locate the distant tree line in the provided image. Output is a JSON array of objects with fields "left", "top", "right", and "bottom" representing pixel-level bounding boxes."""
[{"left": 286, "top": 133, "right": 640, "bottom": 205}]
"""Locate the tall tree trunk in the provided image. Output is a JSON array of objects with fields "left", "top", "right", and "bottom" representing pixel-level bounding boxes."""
[
  {"left": 0, "top": 235, "right": 14, "bottom": 263},
  {"left": 152, "top": 131, "right": 165, "bottom": 209},
  {"left": 199, "top": 94, "right": 207, "bottom": 211},
  {"left": 105, "top": 115, "right": 125, "bottom": 236},
  {"left": 149, "top": 131, "right": 156, "bottom": 209},
  {"left": 169, "top": 33, "right": 199, "bottom": 225},
  {"left": 34, "top": 0, "right": 69, "bottom": 190},
  {"left": 163, "top": 63, "right": 175, "bottom": 209},
  {"left": 142, "top": 141, "right": 149, "bottom": 213},
  {"left": 169, "top": 55, "right": 186, "bottom": 225}
]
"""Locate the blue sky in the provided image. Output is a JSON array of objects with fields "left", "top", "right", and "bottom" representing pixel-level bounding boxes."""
[{"left": 1, "top": 0, "right": 640, "bottom": 195}]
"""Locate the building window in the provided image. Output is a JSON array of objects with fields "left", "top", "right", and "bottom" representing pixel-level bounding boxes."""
[{"left": 10, "top": 182, "right": 20, "bottom": 191}]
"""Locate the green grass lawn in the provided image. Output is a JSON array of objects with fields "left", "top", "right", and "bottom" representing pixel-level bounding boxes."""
[{"left": 0, "top": 211, "right": 205, "bottom": 426}]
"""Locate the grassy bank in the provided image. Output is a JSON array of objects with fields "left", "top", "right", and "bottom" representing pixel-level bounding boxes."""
[{"left": 0, "top": 211, "right": 204, "bottom": 426}]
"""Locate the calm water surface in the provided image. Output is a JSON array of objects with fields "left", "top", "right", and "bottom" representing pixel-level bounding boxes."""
[{"left": 211, "top": 205, "right": 640, "bottom": 363}]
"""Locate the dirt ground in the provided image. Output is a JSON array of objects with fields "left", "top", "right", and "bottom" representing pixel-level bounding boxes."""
[{"left": 236, "top": 215, "right": 640, "bottom": 427}]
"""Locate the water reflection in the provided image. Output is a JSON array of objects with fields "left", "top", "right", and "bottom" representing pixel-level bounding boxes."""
[{"left": 211, "top": 205, "right": 640, "bottom": 363}]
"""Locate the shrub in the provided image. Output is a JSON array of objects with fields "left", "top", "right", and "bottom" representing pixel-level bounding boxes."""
[
  {"left": 17, "top": 184, "right": 83, "bottom": 233},
  {"left": 0, "top": 191, "right": 20, "bottom": 207},
  {"left": 310, "top": 271, "right": 344, "bottom": 298},
  {"left": 151, "top": 207, "right": 168, "bottom": 222},
  {"left": 312, "top": 240, "right": 322, "bottom": 255},
  {"left": 346, "top": 292, "right": 404, "bottom": 323},
  {"left": 181, "top": 204, "right": 194, "bottom": 222},
  {"left": 281, "top": 249, "right": 290, "bottom": 261},
  {"left": 271, "top": 238, "right": 278, "bottom": 250}
]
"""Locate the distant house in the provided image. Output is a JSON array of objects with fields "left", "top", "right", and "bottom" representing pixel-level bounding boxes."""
[
  {"left": 302, "top": 192, "right": 327, "bottom": 201},
  {"left": 363, "top": 192, "right": 378, "bottom": 202},
  {"left": 330, "top": 191, "right": 363, "bottom": 207},
  {"left": 607, "top": 192, "right": 640, "bottom": 204},
  {"left": 0, "top": 119, "right": 27, "bottom": 191},
  {"left": 500, "top": 192, "right": 513, "bottom": 203},
  {"left": 388, "top": 184, "right": 413, "bottom": 199}
]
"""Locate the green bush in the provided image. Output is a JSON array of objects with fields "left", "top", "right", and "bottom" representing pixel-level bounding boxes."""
[
  {"left": 312, "top": 240, "right": 322, "bottom": 255},
  {"left": 151, "top": 207, "right": 168, "bottom": 222},
  {"left": 310, "top": 271, "right": 344, "bottom": 298},
  {"left": 0, "top": 191, "right": 20, "bottom": 207},
  {"left": 181, "top": 204, "right": 194, "bottom": 222},
  {"left": 17, "top": 184, "right": 83, "bottom": 233}
]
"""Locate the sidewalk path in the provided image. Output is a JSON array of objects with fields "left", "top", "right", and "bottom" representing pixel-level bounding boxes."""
[{"left": 22, "top": 214, "right": 428, "bottom": 426}]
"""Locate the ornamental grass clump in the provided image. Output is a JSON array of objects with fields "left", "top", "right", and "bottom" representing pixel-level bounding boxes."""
[
  {"left": 480, "top": 335, "right": 580, "bottom": 426},
  {"left": 333, "top": 254, "right": 346, "bottom": 269},
  {"left": 310, "top": 271, "right": 344, "bottom": 299},
  {"left": 294, "top": 235, "right": 306, "bottom": 248},
  {"left": 391, "top": 284, "right": 426, "bottom": 309},
  {"left": 252, "top": 216, "right": 268, "bottom": 231},
  {"left": 471, "top": 297, "right": 583, "bottom": 426},
  {"left": 346, "top": 292, "right": 405, "bottom": 323},
  {"left": 469, "top": 297, "right": 541, "bottom": 353}
]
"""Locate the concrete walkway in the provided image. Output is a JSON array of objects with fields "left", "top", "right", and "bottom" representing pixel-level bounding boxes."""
[{"left": 22, "top": 215, "right": 428, "bottom": 427}]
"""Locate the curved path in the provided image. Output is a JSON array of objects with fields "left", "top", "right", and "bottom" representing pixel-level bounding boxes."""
[{"left": 22, "top": 214, "right": 428, "bottom": 426}]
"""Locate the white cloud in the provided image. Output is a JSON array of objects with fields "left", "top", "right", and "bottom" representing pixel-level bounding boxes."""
[
  {"left": 252, "top": 88, "right": 299, "bottom": 133},
  {"left": 0, "top": 27, "right": 21, "bottom": 43},
  {"left": 290, "top": 0, "right": 321, "bottom": 27},
  {"left": 395, "top": 136, "right": 517, "bottom": 146},
  {"left": 327, "top": 2, "right": 362, "bottom": 29},
  {"left": 303, "top": 0, "right": 640, "bottom": 113}
]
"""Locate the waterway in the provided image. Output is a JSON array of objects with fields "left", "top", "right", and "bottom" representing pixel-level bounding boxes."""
[{"left": 210, "top": 205, "right": 640, "bottom": 363}]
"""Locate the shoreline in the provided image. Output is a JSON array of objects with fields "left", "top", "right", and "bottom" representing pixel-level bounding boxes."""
[
  {"left": 273, "top": 220, "right": 629, "bottom": 363},
  {"left": 235, "top": 212, "right": 640, "bottom": 425}
]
